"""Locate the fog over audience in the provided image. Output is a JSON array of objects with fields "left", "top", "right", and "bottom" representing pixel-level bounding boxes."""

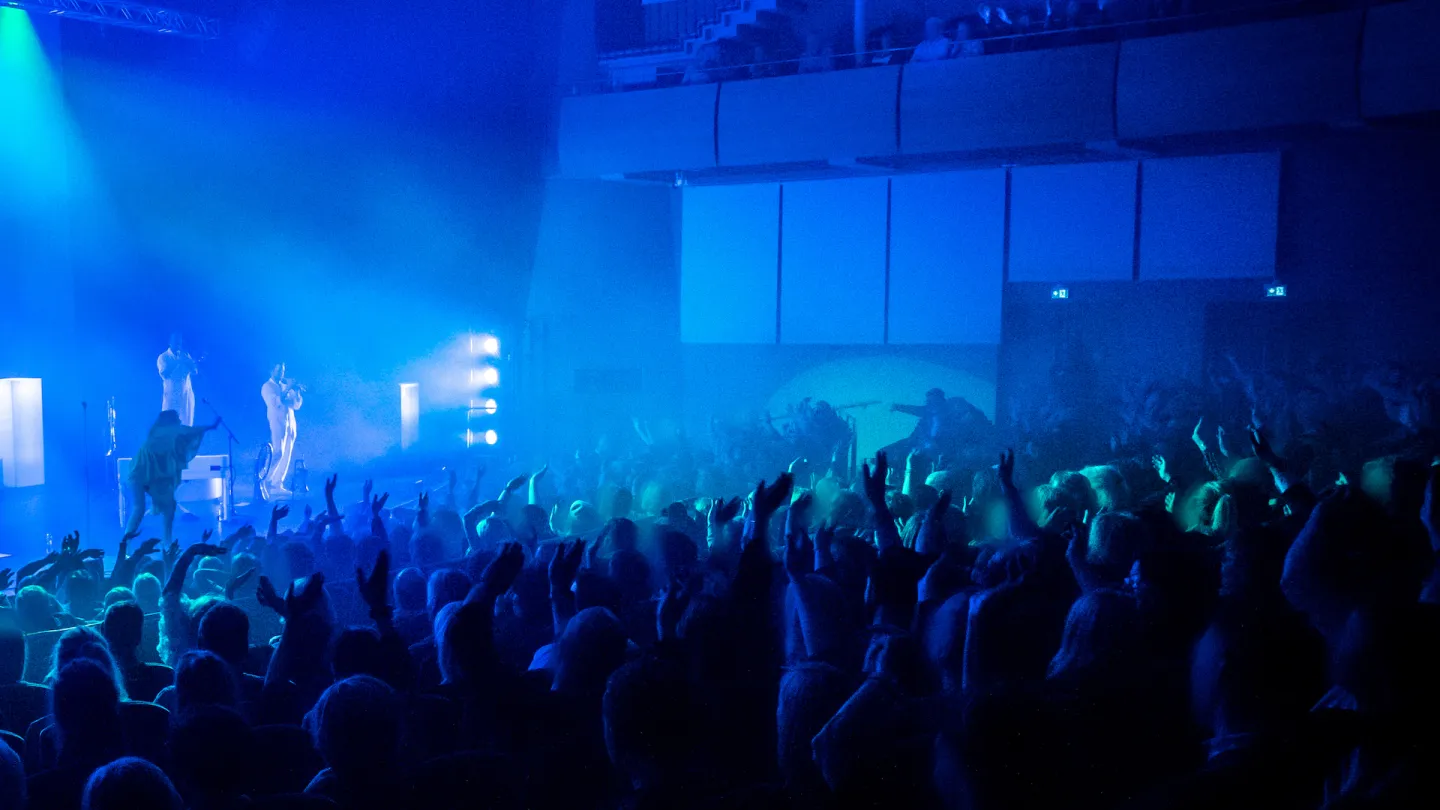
[{"left": 2, "top": 353, "right": 1439, "bottom": 809}]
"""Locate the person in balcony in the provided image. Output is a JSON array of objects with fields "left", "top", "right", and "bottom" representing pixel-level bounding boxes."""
[
  {"left": 911, "top": 16, "right": 954, "bottom": 62},
  {"left": 682, "top": 42, "right": 720, "bottom": 85},
  {"left": 865, "top": 26, "right": 903, "bottom": 66},
  {"left": 797, "top": 31, "right": 836, "bottom": 74},
  {"left": 950, "top": 19, "right": 985, "bottom": 57}
]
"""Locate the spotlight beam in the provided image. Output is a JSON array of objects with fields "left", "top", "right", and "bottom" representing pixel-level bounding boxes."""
[{"left": 1, "top": 0, "right": 221, "bottom": 39}]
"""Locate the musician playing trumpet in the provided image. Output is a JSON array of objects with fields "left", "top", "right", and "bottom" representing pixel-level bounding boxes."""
[{"left": 261, "top": 362, "right": 304, "bottom": 497}]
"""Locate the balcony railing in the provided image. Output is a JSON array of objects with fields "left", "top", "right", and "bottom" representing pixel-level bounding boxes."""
[{"left": 586, "top": 0, "right": 1393, "bottom": 93}]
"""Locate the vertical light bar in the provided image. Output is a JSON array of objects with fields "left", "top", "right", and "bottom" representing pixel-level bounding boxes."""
[
  {"left": 0, "top": 377, "right": 45, "bottom": 487},
  {"left": 399, "top": 382, "right": 419, "bottom": 450}
]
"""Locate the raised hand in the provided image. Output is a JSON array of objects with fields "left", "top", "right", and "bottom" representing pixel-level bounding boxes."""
[
  {"left": 533, "top": 464, "right": 548, "bottom": 483},
  {"left": 256, "top": 576, "right": 285, "bottom": 616},
  {"left": 284, "top": 572, "right": 328, "bottom": 618},
  {"left": 371, "top": 492, "right": 390, "bottom": 517},
  {"left": 997, "top": 449, "right": 1016, "bottom": 494},
  {"left": 1192, "top": 418, "right": 1208, "bottom": 453},
  {"left": 481, "top": 542, "right": 526, "bottom": 598},
  {"left": 548, "top": 540, "right": 586, "bottom": 595},
  {"left": 224, "top": 568, "right": 255, "bottom": 600},
  {"left": 363, "top": 479, "right": 374, "bottom": 503},
  {"left": 814, "top": 520, "right": 836, "bottom": 572},
  {"left": 784, "top": 528, "right": 815, "bottom": 582},
  {"left": 753, "top": 473, "right": 796, "bottom": 524},
  {"left": 916, "top": 489, "right": 953, "bottom": 557},
  {"left": 62, "top": 532, "right": 80, "bottom": 556},
  {"left": 189, "top": 542, "right": 228, "bottom": 559},
  {"left": 861, "top": 452, "right": 889, "bottom": 509},
  {"left": 708, "top": 496, "right": 742, "bottom": 526},
  {"left": 132, "top": 538, "right": 160, "bottom": 559},
  {"left": 272, "top": 503, "right": 291, "bottom": 522},
  {"left": 788, "top": 456, "right": 807, "bottom": 475},
  {"left": 1151, "top": 454, "right": 1171, "bottom": 484},
  {"left": 324, "top": 474, "right": 338, "bottom": 502},
  {"left": 355, "top": 549, "right": 391, "bottom": 611},
  {"left": 504, "top": 475, "right": 528, "bottom": 494},
  {"left": 163, "top": 541, "right": 180, "bottom": 570},
  {"left": 1248, "top": 425, "right": 1284, "bottom": 471}
]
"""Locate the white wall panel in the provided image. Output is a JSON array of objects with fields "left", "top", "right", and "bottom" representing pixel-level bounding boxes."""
[{"left": 888, "top": 171, "right": 1005, "bottom": 344}]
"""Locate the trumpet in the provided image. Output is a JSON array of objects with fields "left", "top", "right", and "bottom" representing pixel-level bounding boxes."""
[{"left": 281, "top": 378, "right": 307, "bottom": 395}]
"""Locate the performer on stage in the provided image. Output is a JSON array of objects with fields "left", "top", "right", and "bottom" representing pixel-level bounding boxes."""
[
  {"left": 261, "top": 363, "right": 303, "bottom": 496},
  {"left": 123, "top": 410, "right": 219, "bottom": 544},
  {"left": 892, "top": 388, "right": 955, "bottom": 454},
  {"left": 890, "top": 387, "right": 993, "bottom": 464},
  {"left": 157, "top": 332, "right": 198, "bottom": 426}
]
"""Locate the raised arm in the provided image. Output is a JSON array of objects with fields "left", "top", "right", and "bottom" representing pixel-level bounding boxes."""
[
  {"left": 997, "top": 449, "right": 1041, "bottom": 542},
  {"left": 548, "top": 540, "right": 585, "bottom": 636},
  {"left": 863, "top": 453, "right": 902, "bottom": 551},
  {"left": 527, "top": 465, "right": 548, "bottom": 506}
]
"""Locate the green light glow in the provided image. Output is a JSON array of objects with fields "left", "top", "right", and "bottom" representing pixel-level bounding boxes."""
[{"left": 0, "top": 7, "right": 79, "bottom": 215}]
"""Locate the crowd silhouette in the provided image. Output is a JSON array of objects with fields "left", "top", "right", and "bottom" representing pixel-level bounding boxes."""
[{"left": 2, "top": 360, "right": 1439, "bottom": 809}]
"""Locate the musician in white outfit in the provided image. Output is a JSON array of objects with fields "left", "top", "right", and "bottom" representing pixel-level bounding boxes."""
[
  {"left": 157, "top": 332, "right": 197, "bottom": 426},
  {"left": 261, "top": 362, "right": 303, "bottom": 496}
]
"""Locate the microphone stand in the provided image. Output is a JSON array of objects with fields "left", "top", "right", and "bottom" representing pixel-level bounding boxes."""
[{"left": 202, "top": 398, "right": 239, "bottom": 522}]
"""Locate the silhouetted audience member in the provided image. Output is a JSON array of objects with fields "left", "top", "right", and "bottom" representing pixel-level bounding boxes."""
[{"left": 81, "top": 756, "right": 182, "bottom": 810}]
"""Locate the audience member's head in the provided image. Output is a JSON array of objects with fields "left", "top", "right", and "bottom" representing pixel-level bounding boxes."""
[
  {"left": 82, "top": 757, "right": 182, "bottom": 810},
  {"left": 553, "top": 607, "right": 629, "bottom": 695},
  {"left": 427, "top": 568, "right": 472, "bottom": 623},
  {"left": 1047, "top": 589, "right": 1141, "bottom": 683},
  {"left": 604, "top": 657, "right": 693, "bottom": 787},
  {"left": 173, "top": 649, "right": 238, "bottom": 712},
  {"left": 197, "top": 600, "right": 250, "bottom": 669},
  {"left": 307, "top": 675, "right": 401, "bottom": 779},
  {"left": 103, "top": 587, "right": 136, "bottom": 609},
  {"left": 52, "top": 658, "right": 124, "bottom": 768},
  {"left": 131, "top": 573, "right": 162, "bottom": 614},
  {"left": 49, "top": 626, "right": 127, "bottom": 699},
  {"left": 393, "top": 566, "right": 427, "bottom": 613},
  {"left": 101, "top": 601, "right": 145, "bottom": 662},
  {"left": 16, "top": 585, "right": 60, "bottom": 633}
]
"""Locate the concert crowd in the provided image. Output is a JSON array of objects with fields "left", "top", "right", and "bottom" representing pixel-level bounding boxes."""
[{"left": 1, "top": 355, "right": 1439, "bottom": 810}]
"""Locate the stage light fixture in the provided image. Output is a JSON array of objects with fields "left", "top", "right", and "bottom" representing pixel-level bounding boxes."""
[
  {"left": 482, "top": 336, "right": 500, "bottom": 356},
  {"left": 481, "top": 367, "right": 499, "bottom": 386},
  {"left": 482, "top": 398, "right": 497, "bottom": 415},
  {"left": 0, "top": 378, "right": 45, "bottom": 487},
  {"left": 483, "top": 429, "right": 498, "bottom": 445},
  {"left": 399, "top": 383, "right": 419, "bottom": 450}
]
